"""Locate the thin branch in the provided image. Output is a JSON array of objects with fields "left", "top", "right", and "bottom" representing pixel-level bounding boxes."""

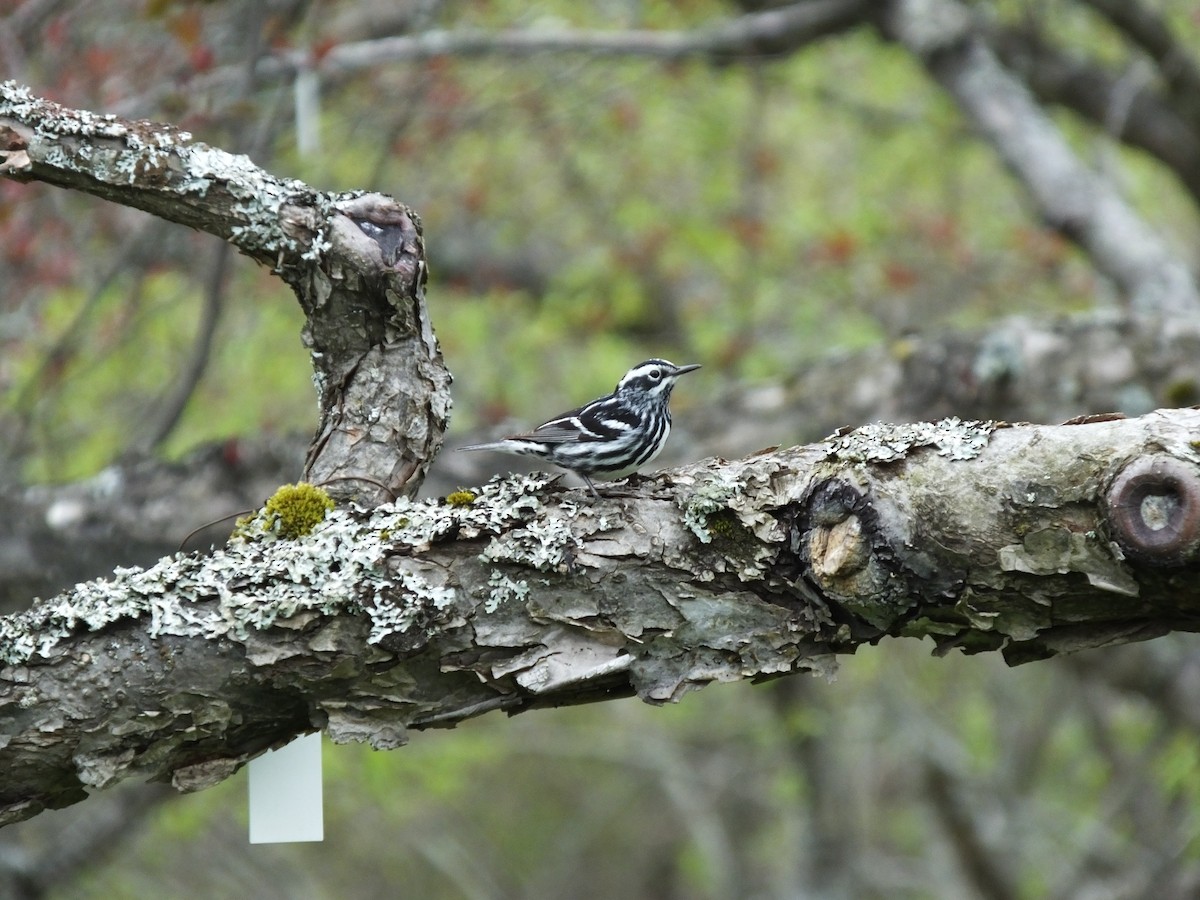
[
  {"left": 4, "top": 221, "right": 157, "bottom": 461},
  {"left": 112, "top": 0, "right": 872, "bottom": 116},
  {"left": 922, "top": 759, "right": 1017, "bottom": 900},
  {"left": 286, "top": 0, "right": 871, "bottom": 73},
  {"left": 881, "top": 0, "right": 1200, "bottom": 317},
  {"left": 138, "top": 241, "right": 229, "bottom": 454},
  {"left": 1080, "top": 0, "right": 1200, "bottom": 133},
  {"left": 988, "top": 24, "right": 1200, "bottom": 204}
]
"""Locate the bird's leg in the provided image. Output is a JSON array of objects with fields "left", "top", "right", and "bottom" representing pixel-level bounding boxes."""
[{"left": 581, "top": 474, "right": 601, "bottom": 499}]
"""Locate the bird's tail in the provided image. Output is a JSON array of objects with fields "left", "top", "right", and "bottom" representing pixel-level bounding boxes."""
[{"left": 457, "top": 440, "right": 507, "bottom": 453}]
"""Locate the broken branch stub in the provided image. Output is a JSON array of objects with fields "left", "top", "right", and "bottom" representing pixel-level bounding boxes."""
[{"left": 1105, "top": 455, "right": 1200, "bottom": 565}]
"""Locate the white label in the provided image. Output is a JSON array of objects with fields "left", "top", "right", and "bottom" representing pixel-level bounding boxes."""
[{"left": 248, "top": 733, "right": 324, "bottom": 843}]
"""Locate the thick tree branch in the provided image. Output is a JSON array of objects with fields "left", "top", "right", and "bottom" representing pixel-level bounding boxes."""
[
  {"left": 0, "top": 83, "right": 304, "bottom": 260},
  {"left": 0, "top": 81, "right": 451, "bottom": 503},
  {"left": 4, "top": 410, "right": 1200, "bottom": 825}
]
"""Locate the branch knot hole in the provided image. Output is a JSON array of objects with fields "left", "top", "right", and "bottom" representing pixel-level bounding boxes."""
[
  {"left": 341, "top": 195, "right": 423, "bottom": 276},
  {"left": 800, "top": 480, "right": 874, "bottom": 584},
  {"left": 1106, "top": 455, "right": 1200, "bottom": 566}
]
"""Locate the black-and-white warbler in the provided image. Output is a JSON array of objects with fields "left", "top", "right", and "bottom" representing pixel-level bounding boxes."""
[{"left": 459, "top": 358, "right": 701, "bottom": 496}]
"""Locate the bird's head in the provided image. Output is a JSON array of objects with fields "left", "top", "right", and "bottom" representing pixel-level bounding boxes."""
[{"left": 616, "top": 358, "right": 701, "bottom": 404}]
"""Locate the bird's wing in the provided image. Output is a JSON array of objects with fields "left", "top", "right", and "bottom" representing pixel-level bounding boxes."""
[
  {"left": 574, "top": 398, "right": 641, "bottom": 441},
  {"left": 512, "top": 405, "right": 591, "bottom": 444},
  {"left": 568, "top": 400, "right": 643, "bottom": 446},
  {"left": 502, "top": 397, "right": 637, "bottom": 445}
]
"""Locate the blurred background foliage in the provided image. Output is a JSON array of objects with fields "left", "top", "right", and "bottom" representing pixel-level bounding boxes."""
[
  {"left": 4, "top": 0, "right": 1148, "bottom": 482},
  {"left": 3, "top": 0, "right": 1200, "bottom": 897}
]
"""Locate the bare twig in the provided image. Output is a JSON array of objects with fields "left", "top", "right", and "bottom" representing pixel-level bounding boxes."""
[
  {"left": 1080, "top": 0, "right": 1200, "bottom": 133},
  {"left": 112, "top": 0, "right": 871, "bottom": 116},
  {"left": 139, "top": 242, "right": 229, "bottom": 454}
]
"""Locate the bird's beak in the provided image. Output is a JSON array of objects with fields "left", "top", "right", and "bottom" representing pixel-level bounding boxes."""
[{"left": 676, "top": 364, "right": 702, "bottom": 375}]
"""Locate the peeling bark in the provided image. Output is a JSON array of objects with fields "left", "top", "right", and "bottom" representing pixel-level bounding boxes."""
[{"left": 4, "top": 411, "right": 1200, "bottom": 825}]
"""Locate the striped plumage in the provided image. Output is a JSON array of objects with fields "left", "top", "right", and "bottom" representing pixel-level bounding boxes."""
[{"left": 459, "top": 358, "right": 701, "bottom": 496}]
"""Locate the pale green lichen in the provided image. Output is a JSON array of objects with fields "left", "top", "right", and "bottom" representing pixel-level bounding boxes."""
[
  {"left": 481, "top": 515, "right": 577, "bottom": 571},
  {"left": 486, "top": 572, "right": 529, "bottom": 613},
  {"left": 0, "top": 474, "right": 557, "bottom": 666},
  {"left": 681, "top": 475, "right": 739, "bottom": 544},
  {"left": 822, "top": 417, "right": 995, "bottom": 463},
  {"left": 365, "top": 569, "right": 458, "bottom": 644}
]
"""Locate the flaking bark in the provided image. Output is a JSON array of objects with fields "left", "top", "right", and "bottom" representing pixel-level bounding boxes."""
[{"left": 4, "top": 410, "right": 1200, "bottom": 825}]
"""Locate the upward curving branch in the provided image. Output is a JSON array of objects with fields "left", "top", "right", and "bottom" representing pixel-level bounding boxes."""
[{"left": 0, "top": 81, "right": 451, "bottom": 502}]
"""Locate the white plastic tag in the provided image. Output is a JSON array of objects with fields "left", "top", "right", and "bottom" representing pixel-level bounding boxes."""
[{"left": 248, "top": 733, "right": 324, "bottom": 843}]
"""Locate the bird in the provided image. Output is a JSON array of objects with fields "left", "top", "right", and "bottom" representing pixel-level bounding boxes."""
[{"left": 458, "top": 358, "right": 701, "bottom": 497}]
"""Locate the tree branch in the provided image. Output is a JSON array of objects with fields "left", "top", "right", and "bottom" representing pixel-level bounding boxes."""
[
  {"left": 922, "top": 758, "right": 1016, "bottom": 900},
  {"left": 4, "top": 410, "right": 1200, "bottom": 825},
  {"left": 9, "top": 305, "right": 1200, "bottom": 615},
  {"left": 136, "top": 241, "right": 230, "bottom": 454},
  {"left": 267, "top": 0, "right": 871, "bottom": 79}
]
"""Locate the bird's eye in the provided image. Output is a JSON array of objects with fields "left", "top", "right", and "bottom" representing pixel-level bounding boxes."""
[{"left": 649, "top": 369, "right": 662, "bottom": 380}]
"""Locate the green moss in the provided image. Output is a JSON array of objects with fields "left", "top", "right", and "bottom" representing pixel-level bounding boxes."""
[
  {"left": 705, "top": 509, "right": 756, "bottom": 547},
  {"left": 260, "top": 482, "right": 335, "bottom": 539},
  {"left": 1165, "top": 379, "right": 1200, "bottom": 407},
  {"left": 445, "top": 489, "right": 478, "bottom": 507},
  {"left": 232, "top": 513, "right": 254, "bottom": 536}
]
